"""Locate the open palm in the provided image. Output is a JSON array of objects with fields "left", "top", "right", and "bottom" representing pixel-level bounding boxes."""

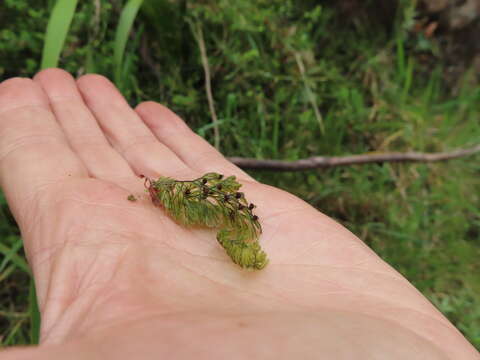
[{"left": 0, "top": 69, "right": 477, "bottom": 359}]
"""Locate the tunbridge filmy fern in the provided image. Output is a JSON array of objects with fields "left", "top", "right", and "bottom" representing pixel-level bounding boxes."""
[{"left": 141, "top": 172, "right": 268, "bottom": 270}]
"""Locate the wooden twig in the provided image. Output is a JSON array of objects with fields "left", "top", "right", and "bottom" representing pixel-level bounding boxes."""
[
  {"left": 228, "top": 144, "right": 480, "bottom": 171},
  {"left": 140, "top": 34, "right": 162, "bottom": 84},
  {"left": 192, "top": 22, "right": 220, "bottom": 150}
]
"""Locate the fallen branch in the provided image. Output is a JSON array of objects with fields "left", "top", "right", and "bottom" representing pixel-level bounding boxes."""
[{"left": 228, "top": 144, "right": 480, "bottom": 171}]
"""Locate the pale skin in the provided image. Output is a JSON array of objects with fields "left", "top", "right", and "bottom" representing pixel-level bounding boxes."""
[{"left": 0, "top": 69, "right": 478, "bottom": 359}]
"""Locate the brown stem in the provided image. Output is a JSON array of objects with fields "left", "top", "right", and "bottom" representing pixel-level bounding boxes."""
[
  {"left": 227, "top": 144, "right": 480, "bottom": 171},
  {"left": 191, "top": 22, "right": 220, "bottom": 150}
]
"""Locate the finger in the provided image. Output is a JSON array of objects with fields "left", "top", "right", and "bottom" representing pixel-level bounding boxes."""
[
  {"left": 135, "top": 101, "right": 255, "bottom": 182},
  {"left": 33, "top": 69, "right": 135, "bottom": 182},
  {"left": 0, "top": 77, "right": 87, "bottom": 225},
  {"left": 76, "top": 75, "right": 191, "bottom": 179}
]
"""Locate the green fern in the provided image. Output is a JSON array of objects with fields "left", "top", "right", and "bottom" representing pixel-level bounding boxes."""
[{"left": 143, "top": 172, "right": 268, "bottom": 270}]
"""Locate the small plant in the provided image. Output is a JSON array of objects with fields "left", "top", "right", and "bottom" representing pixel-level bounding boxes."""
[{"left": 141, "top": 172, "right": 268, "bottom": 270}]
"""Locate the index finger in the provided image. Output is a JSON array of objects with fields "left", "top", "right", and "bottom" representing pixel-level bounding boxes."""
[{"left": 0, "top": 77, "right": 87, "bottom": 227}]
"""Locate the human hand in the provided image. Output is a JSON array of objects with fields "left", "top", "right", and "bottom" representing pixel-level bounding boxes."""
[{"left": 0, "top": 69, "right": 477, "bottom": 359}]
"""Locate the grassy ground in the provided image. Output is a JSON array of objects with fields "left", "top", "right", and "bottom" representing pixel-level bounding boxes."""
[{"left": 1, "top": 0, "right": 479, "bottom": 349}]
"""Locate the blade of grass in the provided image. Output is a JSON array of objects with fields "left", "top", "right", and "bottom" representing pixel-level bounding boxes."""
[
  {"left": 114, "top": 0, "right": 144, "bottom": 87},
  {"left": 401, "top": 57, "right": 414, "bottom": 105},
  {"left": 293, "top": 51, "right": 325, "bottom": 134},
  {"left": 84, "top": 0, "right": 102, "bottom": 74},
  {"left": 396, "top": 33, "right": 405, "bottom": 79},
  {"left": 40, "top": 0, "right": 79, "bottom": 69},
  {"left": 29, "top": 279, "right": 41, "bottom": 345},
  {"left": 0, "top": 264, "right": 16, "bottom": 283},
  {"left": 4, "top": 318, "right": 27, "bottom": 345},
  {"left": 0, "top": 240, "right": 30, "bottom": 274},
  {"left": 196, "top": 119, "right": 230, "bottom": 138}
]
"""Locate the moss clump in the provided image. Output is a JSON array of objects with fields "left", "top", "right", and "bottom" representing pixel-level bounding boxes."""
[{"left": 143, "top": 172, "right": 268, "bottom": 270}]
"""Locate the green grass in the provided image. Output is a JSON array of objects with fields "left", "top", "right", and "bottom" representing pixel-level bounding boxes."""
[
  {"left": 0, "top": 192, "right": 31, "bottom": 345},
  {"left": 113, "top": 0, "right": 144, "bottom": 90},
  {"left": 40, "top": 0, "right": 78, "bottom": 69},
  {"left": 0, "top": 0, "right": 479, "bottom": 350}
]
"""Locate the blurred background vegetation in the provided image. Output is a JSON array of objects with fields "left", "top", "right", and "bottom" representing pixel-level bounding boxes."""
[{"left": 0, "top": 0, "right": 479, "bottom": 350}]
